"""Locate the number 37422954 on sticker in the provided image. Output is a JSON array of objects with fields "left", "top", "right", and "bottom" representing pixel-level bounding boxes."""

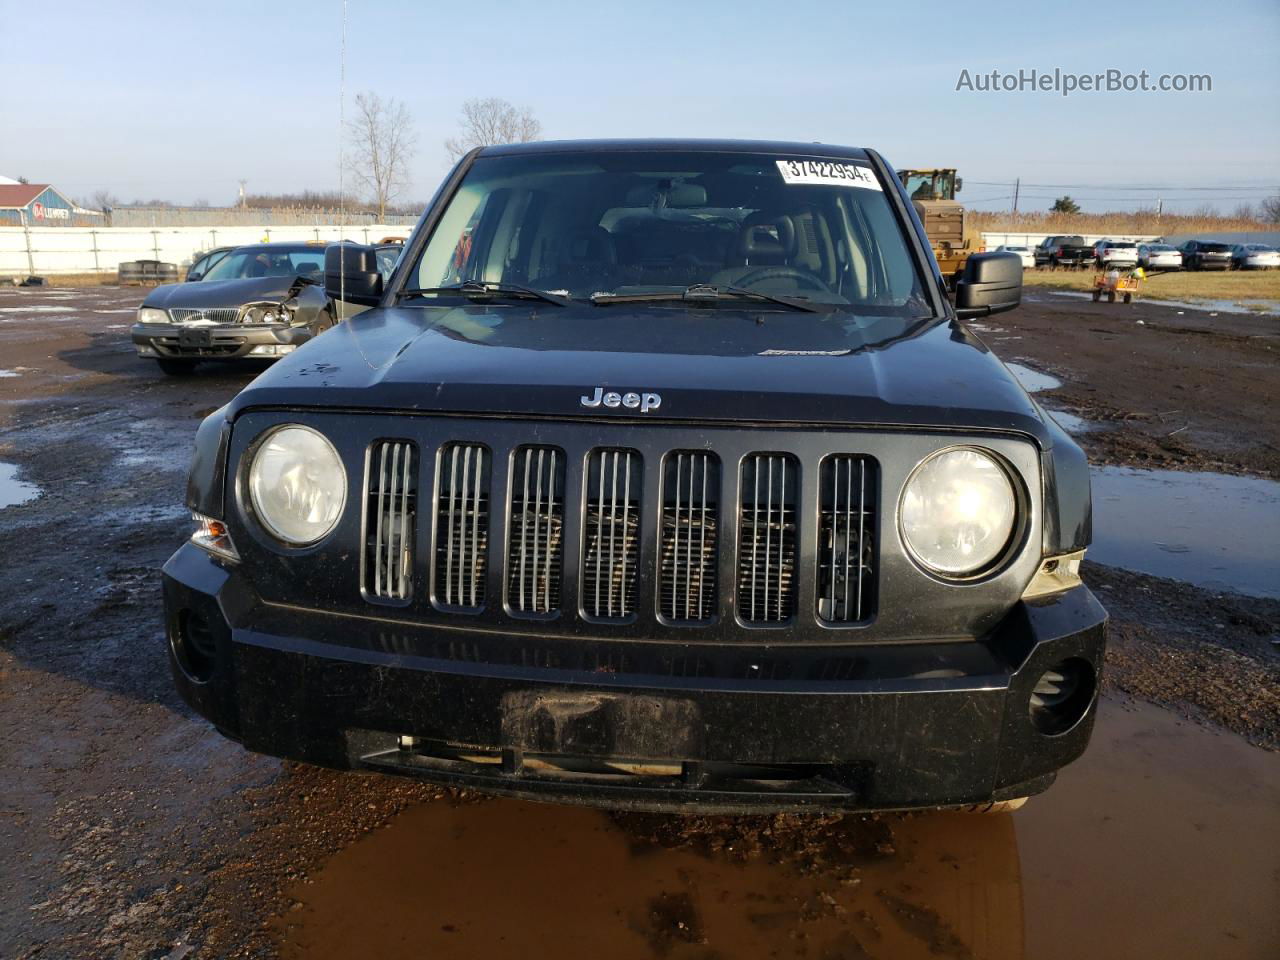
[{"left": 776, "top": 158, "right": 882, "bottom": 189}]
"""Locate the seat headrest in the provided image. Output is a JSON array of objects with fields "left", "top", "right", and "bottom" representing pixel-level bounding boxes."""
[
  {"left": 737, "top": 213, "right": 794, "bottom": 264},
  {"left": 566, "top": 226, "right": 617, "bottom": 265}
]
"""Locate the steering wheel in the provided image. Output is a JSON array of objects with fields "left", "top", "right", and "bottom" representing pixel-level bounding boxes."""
[{"left": 733, "top": 266, "right": 833, "bottom": 295}]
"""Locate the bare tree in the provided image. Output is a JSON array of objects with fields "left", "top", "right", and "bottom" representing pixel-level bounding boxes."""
[
  {"left": 346, "top": 92, "right": 417, "bottom": 221},
  {"left": 1231, "top": 202, "right": 1256, "bottom": 222},
  {"left": 444, "top": 97, "right": 541, "bottom": 162},
  {"left": 90, "top": 189, "right": 118, "bottom": 212},
  {"left": 1260, "top": 196, "right": 1280, "bottom": 224}
]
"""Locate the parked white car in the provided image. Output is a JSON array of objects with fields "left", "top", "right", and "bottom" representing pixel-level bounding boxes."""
[
  {"left": 1230, "top": 243, "right": 1280, "bottom": 270},
  {"left": 1136, "top": 243, "right": 1182, "bottom": 271},
  {"left": 1093, "top": 240, "right": 1139, "bottom": 268},
  {"left": 995, "top": 244, "right": 1035, "bottom": 269}
]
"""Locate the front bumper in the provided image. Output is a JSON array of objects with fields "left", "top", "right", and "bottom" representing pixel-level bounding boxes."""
[
  {"left": 163, "top": 544, "right": 1108, "bottom": 813},
  {"left": 131, "top": 321, "right": 312, "bottom": 361}
]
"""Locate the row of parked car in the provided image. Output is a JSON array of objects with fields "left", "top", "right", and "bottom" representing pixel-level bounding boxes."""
[{"left": 995, "top": 237, "right": 1280, "bottom": 272}]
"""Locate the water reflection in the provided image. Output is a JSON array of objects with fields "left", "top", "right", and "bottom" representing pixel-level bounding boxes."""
[
  {"left": 274, "top": 699, "right": 1279, "bottom": 959},
  {"left": 0, "top": 462, "right": 40, "bottom": 509},
  {"left": 1090, "top": 466, "right": 1280, "bottom": 599}
]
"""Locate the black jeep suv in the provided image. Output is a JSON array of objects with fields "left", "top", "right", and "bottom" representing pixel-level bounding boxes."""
[{"left": 164, "top": 140, "right": 1106, "bottom": 813}]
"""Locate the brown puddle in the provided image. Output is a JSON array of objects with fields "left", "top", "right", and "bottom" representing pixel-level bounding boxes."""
[{"left": 272, "top": 698, "right": 1279, "bottom": 959}]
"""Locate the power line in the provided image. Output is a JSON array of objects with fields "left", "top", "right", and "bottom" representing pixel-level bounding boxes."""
[{"left": 965, "top": 179, "right": 1279, "bottom": 192}]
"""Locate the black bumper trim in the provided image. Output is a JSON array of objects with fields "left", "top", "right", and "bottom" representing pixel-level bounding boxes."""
[{"left": 163, "top": 545, "right": 1107, "bottom": 812}]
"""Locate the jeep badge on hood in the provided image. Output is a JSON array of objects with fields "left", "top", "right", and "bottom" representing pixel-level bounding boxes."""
[{"left": 581, "top": 386, "right": 662, "bottom": 412}]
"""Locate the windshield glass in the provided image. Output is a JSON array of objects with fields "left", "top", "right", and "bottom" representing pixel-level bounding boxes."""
[
  {"left": 404, "top": 151, "right": 929, "bottom": 317},
  {"left": 203, "top": 246, "right": 327, "bottom": 281},
  {"left": 1147, "top": 244, "right": 1175, "bottom": 252}
]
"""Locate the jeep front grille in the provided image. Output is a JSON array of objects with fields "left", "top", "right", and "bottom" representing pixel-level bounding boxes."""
[
  {"left": 582, "top": 448, "right": 641, "bottom": 619},
  {"left": 817, "top": 455, "right": 876, "bottom": 623},
  {"left": 507, "top": 446, "right": 564, "bottom": 615},
  {"left": 660, "top": 452, "right": 718, "bottom": 622},
  {"left": 435, "top": 443, "right": 489, "bottom": 610},
  {"left": 363, "top": 440, "right": 417, "bottom": 601},
  {"left": 738, "top": 454, "right": 798, "bottom": 623}
]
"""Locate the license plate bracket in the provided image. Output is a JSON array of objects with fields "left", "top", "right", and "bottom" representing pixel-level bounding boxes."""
[{"left": 178, "top": 328, "right": 212, "bottom": 349}]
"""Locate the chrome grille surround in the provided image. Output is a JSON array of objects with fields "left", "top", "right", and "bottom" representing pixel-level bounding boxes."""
[
  {"left": 659, "top": 451, "right": 719, "bottom": 623},
  {"left": 737, "top": 454, "right": 799, "bottom": 623},
  {"left": 433, "top": 443, "right": 489, "bottom": 610},
  {"left": 581, "top": 448, "right": 641, "bottom": 619},
  {"left": 817, "top": 455, "right": 877, "bottom": 623},
  {"left": 507, "top": 446, "right": 565, "bottom": 616},
  {"left": 362, "top": 440, "right": 417, "bottom": 602}
]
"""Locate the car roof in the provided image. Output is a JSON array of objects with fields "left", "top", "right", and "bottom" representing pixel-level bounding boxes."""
[
  {"left": 227, "top": 242, "right": 327, "bottom": 253},
  {"left": 478, "top": 138, "right": 872, "bottom": 161}
]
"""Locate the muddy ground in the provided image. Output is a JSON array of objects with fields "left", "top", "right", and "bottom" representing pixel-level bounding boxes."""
[{"left": 0, "top": 285, "right": 1277, "bottom": 959}]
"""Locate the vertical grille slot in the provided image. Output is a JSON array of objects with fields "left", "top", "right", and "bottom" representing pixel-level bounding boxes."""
[
  {"left": 660, "top": 452, "right": 719, "bottom": 622},
  {"left": 737, "top": 454, "right": 798, "bottom": 623},
  {"left": 508, "top": 446, "right": 565, "bottom": 615},
  {"left": 582, "top": 448, "right": 642, "bottom": 619},
  {"left": 817, "top": 456, "right": 877, "bottom": 623},
  {"left": 364, "top": 440, "right": 417, "bottom": 601},
  {"left": 435, "top": 443, "right": 490, "bottom": 610}
]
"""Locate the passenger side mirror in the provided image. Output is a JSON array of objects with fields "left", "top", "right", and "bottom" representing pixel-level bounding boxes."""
[
  {"left": 955, "top": 251, "right": 1022, "bottom": 318},
  {"left": 324, "top": 243, "right": 384, "bottom": 307},
  {"left": 186, "top": 272, "right": 202, "bottom": 282}
]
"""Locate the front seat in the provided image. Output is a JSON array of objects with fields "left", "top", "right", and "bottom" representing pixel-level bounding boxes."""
[
  {"left": 556, "top": 226, "right": 618, "bottom": 290},
  {"left": 734, "top": 212, "right": 795, "bottom": 268}
]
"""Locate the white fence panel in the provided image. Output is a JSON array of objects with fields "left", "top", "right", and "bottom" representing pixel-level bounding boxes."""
[{"left": 0, "top": 224, "right": 409, "bottom": 277}]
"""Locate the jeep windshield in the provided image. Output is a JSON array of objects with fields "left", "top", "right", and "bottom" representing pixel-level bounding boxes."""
[{"left": 401, "top": 150, "right": 932, "bottom": 326}]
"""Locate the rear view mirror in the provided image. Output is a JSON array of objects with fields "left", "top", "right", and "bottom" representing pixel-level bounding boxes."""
[
  {"left": 955, "top": 252, "right": 1022, "bottom": 318},
  {"left": 325, "top": 243, "right": 384, "bottom": 307}
]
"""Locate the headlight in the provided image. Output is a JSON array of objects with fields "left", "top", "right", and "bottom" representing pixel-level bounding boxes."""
[
  {"left": 137, "top": 307, "right": 169, "bottom": 324},
  {"left": 247, "top": 425, "right": 346, "bottom": 545},
  {"left": 899, "top": 448, "right": 1018, "bottom": 577},
  {"left": 243, "top": 302, "right": 292, "bottom": 324}
]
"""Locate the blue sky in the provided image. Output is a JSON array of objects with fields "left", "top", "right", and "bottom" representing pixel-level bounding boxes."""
[{"left": 2, "top": 0, "right": 1277, "bottom": 212}]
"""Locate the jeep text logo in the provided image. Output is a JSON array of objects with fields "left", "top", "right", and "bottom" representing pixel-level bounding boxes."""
[{"left": 580, "top": 386, "right": 661, "bottom": 413}]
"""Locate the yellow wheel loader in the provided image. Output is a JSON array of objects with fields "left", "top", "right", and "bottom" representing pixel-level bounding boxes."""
[{"left": 898, "top": 169, "right": 971, "bottom": 287}]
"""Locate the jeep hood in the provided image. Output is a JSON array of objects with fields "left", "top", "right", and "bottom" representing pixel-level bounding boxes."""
[{"left": 227, "top": 304, "right": 1052, "bottom": 442}]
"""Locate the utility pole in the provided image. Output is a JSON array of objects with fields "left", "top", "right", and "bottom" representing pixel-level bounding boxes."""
[
  {"left": 238, "top": 180, "right": 248, "bottom": 209},
  {"left": 1012, "top": 178, "right": 1020, "bottom": 214},
  {"left": 1156, "top": 197, "right": 1163, "bottom": 218}
]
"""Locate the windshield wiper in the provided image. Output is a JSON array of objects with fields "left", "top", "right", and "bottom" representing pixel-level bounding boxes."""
[
  {"left": 398, "top": 280, "right": 572, "bottom": 307},
  {"left": 591, "top": 284, "right": 828, "bottom": 313}
]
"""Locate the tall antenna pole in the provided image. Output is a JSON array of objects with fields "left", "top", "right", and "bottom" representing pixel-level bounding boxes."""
[
  {"left": 1012, "top": 177, "right": 1020, "bottom": 213},
  {"left": 238, "top": 180, "right": 247, "bottom": 209},
  {"left": 339, "top": 0, "right": 347, "bottom": 310}
]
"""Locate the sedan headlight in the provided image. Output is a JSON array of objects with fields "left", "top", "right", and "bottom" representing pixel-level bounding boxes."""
[
  {"left": 242, "top": 302, "right": 293, "bottom": 324},
  {"left": 900, "top": 447, "right": 1018, "bottom": 577},
  {"left": 137, "top": 307, "right": 169, "bottom": 324},
  {"left": 247, "top": 425, "right": 346, "bottom": 545}
]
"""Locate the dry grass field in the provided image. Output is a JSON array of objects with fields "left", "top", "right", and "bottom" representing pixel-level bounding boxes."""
[
  {"left": 972, "top": 209, "right": 1277, "bottom": 237},
  {"left": 1022, "top": 267, "right": 1280, "bottom": 304}
]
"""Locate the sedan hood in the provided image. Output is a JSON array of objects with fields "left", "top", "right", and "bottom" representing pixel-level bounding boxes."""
[
  {"left": 143, "top": 275, "right": 312, "bottom": 308},
  {"left": 227, "top": 304, "right": 1052, "bottom": 442}
]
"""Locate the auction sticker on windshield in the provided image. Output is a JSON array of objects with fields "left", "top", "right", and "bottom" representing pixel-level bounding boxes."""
[{"left": 776, "top": 159, "right": 881, "bottom": 190}]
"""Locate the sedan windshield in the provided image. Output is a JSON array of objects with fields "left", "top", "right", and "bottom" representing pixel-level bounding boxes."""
[
  {"left": 404, "top": 151, "right": 930, "bottom": 319},
  {"left": 203, "top": 246, "right": 327, "bottom": 281}
]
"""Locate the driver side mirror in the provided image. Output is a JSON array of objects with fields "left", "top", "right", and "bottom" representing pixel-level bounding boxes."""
[
  {"left": 186, "top": 272, "right": 202, "bottom": 282},
  {"left": 324, "top": 243, "right": 383, "bottom": 307},
  {"left": 955, "top": 252, "right": 1022, "bottom": 318}
]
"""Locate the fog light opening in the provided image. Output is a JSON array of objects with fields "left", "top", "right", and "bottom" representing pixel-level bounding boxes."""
[
  {"left": 1029, "top": 658, "right": 1095, "bottom": 736},
  {"left": 171, "top": 608, "right": 217, "bottom": 683}
]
